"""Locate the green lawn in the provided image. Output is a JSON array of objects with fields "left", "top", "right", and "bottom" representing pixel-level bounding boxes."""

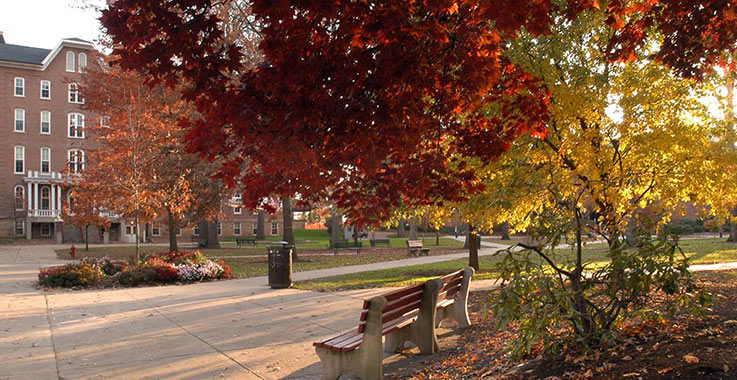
[{"left": 294, "top": 238, "right": 737, "bottom": 292}]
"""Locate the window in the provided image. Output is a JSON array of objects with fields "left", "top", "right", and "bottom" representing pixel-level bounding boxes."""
[
  {"left": 100, "top": 115, "right": 110, "bottom": 128},
  {"left": 193, "top": 224, "right": 199, "bottom": 236},
  {"left": 234, "top": 222, "right": 241, "bottom": 236},
  {"left": 125, "top": 225, "right": 134, "bottom": 235},
  {"left": 40, "top": 147, "right": 51, "bottom": 174},
  {"left": 78, "top": 53, "right": 87, "bottom": 71},
  {"left": 40, "top": 80, "right": 51, "bottom": 99},
  {"left": 14, "top": 109, "right": 25, "bottom": 132},
  {"left": 14, "top": 186, "right": 24, "bottom": 211},
  {"left": 15, "top": 220, "right": 24, "bottom": 236},
  {"left": 40, "top": 223, "right": 51, "bottom": 237},
  {"left": 152, "top": 223, "right": 160, "bottom": 236},
  {"left": 252, "top": 222, "right": 258, "bottom": 235},
  {"left": 14, "top": 77, "right": 24, "bottom": 97},
  {"left": 176, "top": 227, "right": 182, "bottom": 236},
  {"left": 68, "top": 149, "right": 84, "bottom": 173},
  {"left": 40, "top": 186, "right": 50, "bottom": 210},
  {"left": 234, "top": 206, "right": 242, "bottom": 214},
  {"left": 14, "top": 146, "right": 25, "bottom": 174},
  {"left": 66, "top": 51, "right": 75, "bottom": 72},
  {"left": 67, "top": 193, "right": 75, "bottom": 210},
  {"left": 40, "top": 111, "right": 51, "bottom": 134},
  {"left": 217, "top": 222, "right": 222, "bottom": 235},
  {"left": 68, "top": 83, "right": 82, "bottom": 104},
  {"left": 68, "top": 113, "right": 84, "bottom": 138},
  {"left": 271, "top": 222, "right": 278, "bottom": 235}
]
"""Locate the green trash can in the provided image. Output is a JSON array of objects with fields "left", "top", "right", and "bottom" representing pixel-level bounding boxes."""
[{"left": 267, "top": 241, "right": 293, "bottom": 289}]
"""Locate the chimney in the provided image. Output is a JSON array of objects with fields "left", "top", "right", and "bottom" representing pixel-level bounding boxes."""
[{"left": 0, "top": 31, "right": 4, "bottom": 44}]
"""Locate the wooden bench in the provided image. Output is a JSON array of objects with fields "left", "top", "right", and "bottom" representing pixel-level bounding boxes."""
[
  {"left": 370, "top": 238, "right": 391, "bottom": 247},
  {"left": 406, "top": 239, "right": 430, "bottom": 257},
  {"left": 235, "top": 238, "right": 257, "bottom": 247},
  {"left": 331, "top": 241, "right": 362, "bottom": 254},
  {"left": 435, "top": 267, "right": 475, "bottom": 328},
  {"left": 313, "top": 280, "right": 442, "bottom": 379}
]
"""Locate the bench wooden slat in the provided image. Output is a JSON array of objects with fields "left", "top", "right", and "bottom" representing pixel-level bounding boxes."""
[
  {"left": 317, "top": 330, "right": 363, "bottom": 351},
  {"left": 383, "top": 283, "right": 424, "bottom": 303},
  {"left": 358, "top": 290, "right": 423, "bottom": 332},
  {"left": 381, "top": 299, "right": 422, "bottom": 324},
  {"left": 314, "top": 330, "right": 359, "bottom": 348}
]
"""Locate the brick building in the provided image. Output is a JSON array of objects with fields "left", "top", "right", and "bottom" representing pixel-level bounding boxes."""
[
  {"left": 0, "top": 34, "right": 93, "bottom": 242},
  {"left": 0, "top": 34, "right": 295, "bottom": 244}
]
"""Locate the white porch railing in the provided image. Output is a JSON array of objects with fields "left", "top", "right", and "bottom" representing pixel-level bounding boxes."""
[{"left": 28, "top": 209, "right": 61, "bottom": 218}]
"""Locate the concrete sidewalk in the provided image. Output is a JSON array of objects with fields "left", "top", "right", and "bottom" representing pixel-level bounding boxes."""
[{"left": 0, "top": 243, "right": 509, "bottom": 380}]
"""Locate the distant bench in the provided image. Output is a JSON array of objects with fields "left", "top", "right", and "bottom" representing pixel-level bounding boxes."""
[
  {"left": 313, "top": 267, "right": 474, "bottom": 379},
  {"left": 330, "top": 241, "right": 362, "bottom": 254},
  {"left": 236, "top": 238, "right": 257, "bottom": 247},
  {"left": 407, "top": 239, "right": 430, "bottom": 257},
  {"left": 370, "top": 238, "right": 391, "bottom": 247}
]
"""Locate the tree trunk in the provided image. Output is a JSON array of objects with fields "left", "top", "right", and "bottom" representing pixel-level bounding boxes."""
[
  {"left": 409, "top": 219, "right": 418, "bottom": 240},
  {"left": 353, "top": 224, "right": 359, "bottom": 244},
  {"left": 206, "top": 220, "right": 220, "bottom": 248},
  {"left": 728, "top": 207, "right": 737, "bottom": 242},
  {"left": 85, "top": 224, "right": 89, "bottom": 251},
  {"left": 468, "top": 227, "right": 479, "bottom": 271},
  {"left": 397, "top": 219, "right": 406, "bottom": 238},
  {"left": 330, "top": 207, "right": 341, "bottom": 247},
  {"left": 167, "top": 207, "right": 178, "bottom": 252},
  {"left": 282, "top": 197, "right": 295, "bottom": 245},
  {"left": 436, "top": 230, "right": 440, "bottom": 245},
  {"left": 501, "top": 222, "right": 511, "bottom": 240},
  {"left": 256, "top": 211, "right": 266, "bottom": 240}
]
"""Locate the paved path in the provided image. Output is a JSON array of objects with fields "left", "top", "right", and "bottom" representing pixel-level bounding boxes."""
[
  {"left": 3, "top": 243, "right": 735, "bottom": 380},
  {"left": 0, "top": 243, "right": 508, "bottom": 380}
]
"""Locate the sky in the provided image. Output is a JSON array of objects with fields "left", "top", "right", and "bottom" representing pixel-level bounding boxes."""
[{"left": 0, "top": 0, "right": 103, "bottom": 49}]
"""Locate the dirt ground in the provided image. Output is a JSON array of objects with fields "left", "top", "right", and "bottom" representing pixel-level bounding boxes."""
[{"left": 384, "top": 270, "right": 737, "bottom": 380}]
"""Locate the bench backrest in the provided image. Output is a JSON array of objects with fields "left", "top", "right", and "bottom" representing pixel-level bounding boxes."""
[
  {"left": 357, "top": 282, "right": 425, "bottom": 333},
  {"left": 407, "top": 240, "right": 423, "bottom": 248},
  {"left": 437, "top": 269, "right": 465, "bottom": 302}
]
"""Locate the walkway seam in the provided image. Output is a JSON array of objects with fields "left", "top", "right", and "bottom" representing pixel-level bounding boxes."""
[
  {"left": 43, "top": 294, "right": 62, "bottom": 380},
  {"left": 126, "top": 292, "right": 268, "bottom": 380}
]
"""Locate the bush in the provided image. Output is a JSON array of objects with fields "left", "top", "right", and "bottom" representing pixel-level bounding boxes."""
[
  {"left": 39, "top": 262, "right": 105, "bottom": 287},
  {"left": 40, "top": 250, "right": 231, "bottom": 288}
]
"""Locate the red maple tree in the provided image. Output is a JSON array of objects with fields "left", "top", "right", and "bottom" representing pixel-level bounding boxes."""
[{"left": 100, "top": 0, "right": 737, "bottom": 223}]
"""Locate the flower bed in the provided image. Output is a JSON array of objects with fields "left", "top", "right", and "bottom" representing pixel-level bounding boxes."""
[{"left": 38, "top": 251, "right": 230, "bottom": 288}]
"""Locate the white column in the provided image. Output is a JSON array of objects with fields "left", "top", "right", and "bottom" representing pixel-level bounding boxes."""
[
  {"left": 50, "top": 184, "right": 56, "bottom": 213},
  {"left": 27, "top": 182, "right": 32, "bottom": 211},
  {"left": 33, "top": 183, "right": 39, "bottom": 211},
  {"left": 57, "top": 186, "right": 62, "bottom": 211}
]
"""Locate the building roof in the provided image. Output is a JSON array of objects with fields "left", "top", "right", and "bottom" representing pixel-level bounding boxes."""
[{"left": 0, "top": 43, "right": 51, "bottom": 65}]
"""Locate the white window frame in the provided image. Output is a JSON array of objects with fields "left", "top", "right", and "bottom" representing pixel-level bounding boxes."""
[
  {"left": 14, "top": 146, "right": 25, "bottom": 174},
  {"left": 40, "top": 186, "right": 51, "bottom": 210},
  {"left": 68, "top": 83, "right": 82, "bottom": 104},
  {"left": 217, "top": 222, "right": 222, "bottom": 236},
  {"left": 234, "top": 206, "right": 242, "bottom": 214},
  {"left": 40, "top": 147, "right": 51, "bottom": 174},
  {"left": 100, "top": 115, "right": 110, "bottom": 128},
  {"left": 78, "top": 53, "right": 87, "bottom": 72},
  {"left": 68, "top": 149, "right": 85, "bottom": 173},
  {"left": 40, "top": 80, "right": 51, "bottom": 99},
  {"left": 14, "top": 77, "right": 24, "bottom": 97},
  {"left": 271, "top": 222, "right": 278, "bottom": 235},
  {"left": 152, "top": 223, "right": 160, "bottom": 236},
  {"left": 234, "top": 222, "right": 241, "bottom": 236},
  {"left": 68, "top": 113, "right": 85, "bottom": 138},
  {"left": 14, "top": 109, "right": 25, "bottom": 132},
  {"left": 193, "top": 224, "right": 200, "bottom": 236},
  {"left": 15, "top": 220, "right": 25, "bottom": 236},
  {"left": 125, "top": 225, "right": 134, "bottom": 235},
  {"left": 40, "top": 111, "right": 51, "bottom": 134},
  {"left": 14, "top": 186, "right": 25, "bottom": 211},
  {"left": 252, "top": 222, "right": 258, "bottom": 235},
  {"left": 176, "top": 227, "right": 182, "bottom": 236},
  {"left": 66, "top": 51, "right": 75, "bottom": 72}
]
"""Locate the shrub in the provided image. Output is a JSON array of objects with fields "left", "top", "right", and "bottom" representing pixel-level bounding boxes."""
[
  {"left": 39, "top": 262, "right": 105, "bottom": 287},
  {"left": 118, "top": 266, "right": 146, "bottom": 287},
  {"left": 83, "top": 256, "right": 128, "bottom": 275}
]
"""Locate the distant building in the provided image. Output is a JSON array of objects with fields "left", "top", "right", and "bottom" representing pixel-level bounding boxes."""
[{"left": 0, "top": 33, "right": 93, "bottom": 241}]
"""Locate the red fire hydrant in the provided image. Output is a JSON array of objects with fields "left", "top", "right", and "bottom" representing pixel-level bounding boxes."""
[{"left": 70, "top": 245, "right": 76, "bottom": 259}]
